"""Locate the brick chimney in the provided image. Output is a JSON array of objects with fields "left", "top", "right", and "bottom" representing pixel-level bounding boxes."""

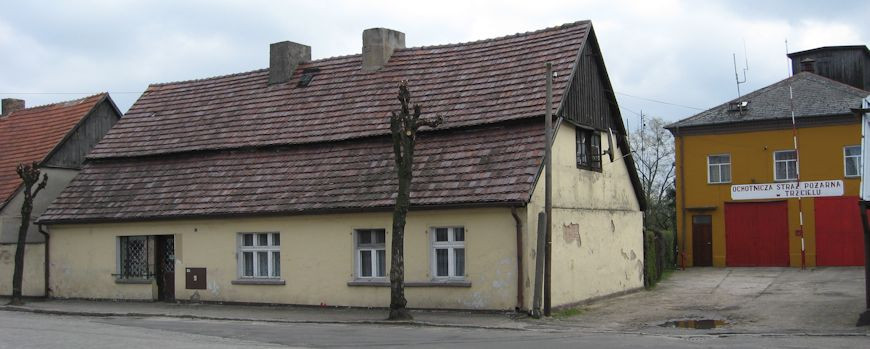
[
  {"left": 362, "top": 28, "right": 405, "bottom": 71},
  {"left": 269, "top": 41, "right": 311, "bottom": 85},
  {"left": 1, "top": 98, "right": 25, "bottom": 117}
]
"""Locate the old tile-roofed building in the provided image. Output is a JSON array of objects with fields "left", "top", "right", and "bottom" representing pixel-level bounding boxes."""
[
  {"left": 666, "top": 72, "right": 868, "bottom": 132},
  {"left": 42, "top": 20, "right": 643, "bottom": 223},
  {"left": 41, "top": 22, "right": 646, "bottom": 311}
]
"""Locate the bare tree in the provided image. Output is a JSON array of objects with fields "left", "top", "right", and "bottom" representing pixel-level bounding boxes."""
[
  {"left": 8, "top": 162, "right": 47, "bottom": 305},
  {"left": 387, "top": 81, "right": 443, "bottom": 320},
  {"left": 629, "top": 116, "right": 675, "bottom": 231}
]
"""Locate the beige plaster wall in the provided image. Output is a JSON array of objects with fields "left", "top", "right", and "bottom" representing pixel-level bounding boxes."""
[
  {"left": 48, "top": 208, "right": 520, "bottom": 310},
  {"left": 1, "top": 167, "right": 78, "bottom": 243},
  {"left": 525, "top": 122, "right": 644, "bottom": 309},
  {"left": 0, "top": 243, "right": 45, "bottom": 296}
]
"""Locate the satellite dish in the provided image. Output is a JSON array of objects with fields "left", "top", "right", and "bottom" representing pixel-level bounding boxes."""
[{"left": 606, "top": 128, "right": 616, "bottom": 162}]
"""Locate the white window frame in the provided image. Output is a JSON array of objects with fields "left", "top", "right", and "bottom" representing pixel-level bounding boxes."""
[
  {"left": 237, "top": 232, "right": 281, "bottom": 279},
  {"left": 773, "top": 150, "right": 798, "bottom": 181},
  {"left": 707, "top": 154, "right": 731, "bottom": 184},
  {"left": 354, "top": 229, "right": 387, "bottom": 279},
  {"left": 844, "top": 145, "right": 861, "bottom": 178},
  {"left": 430, "top": 226, "right": 466, "bottom": 280}
]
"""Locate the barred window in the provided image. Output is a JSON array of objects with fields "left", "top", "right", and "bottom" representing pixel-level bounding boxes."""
[{"left": 118, "top": 236, "right": 152, "bottom": 279}]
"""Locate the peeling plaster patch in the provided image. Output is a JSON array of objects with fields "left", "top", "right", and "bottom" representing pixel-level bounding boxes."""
[
  {"left": 636, "top": 260, "right": 644, "bottom": 283},
  {"left": 207, "top": 280, "right": 221, "bottom": 295},
  {"left": 629, "top": 250, "right": 637, "bottom": 260},
  {"left": 611, "top": 219, "right": 616, "bottom": 232},
  {"left": 562, "top": 223, "right": 580, "bottom": 247},
  {"left": 620, "top": 249, "right": 630, "bottom": 260},
  {"left": 0, "top": 250, "right": 10, "bottom": 264},
  {"left": 466, "top": 292, "right": 487, "bottom": 309},
  {"left": 525, "top": 276, "right": 531, "bottom": 288},
  {"left": 530, "top": 249, "right": 536, "bottom": 259}
]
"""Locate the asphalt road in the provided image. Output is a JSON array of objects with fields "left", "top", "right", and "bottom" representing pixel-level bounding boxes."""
[{"left": 1, "top": 310, "right": 868, "bottom": 348}]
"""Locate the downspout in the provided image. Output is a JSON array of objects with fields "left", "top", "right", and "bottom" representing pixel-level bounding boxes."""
[
  {"left": 37, "top": 224, "right": 50, "bottom": 298},
  {"left": 510, "top": 206, "right": 524, "bottom": 311}
]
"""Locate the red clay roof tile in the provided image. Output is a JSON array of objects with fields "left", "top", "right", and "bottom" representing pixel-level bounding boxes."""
[{"left": 0, "top": 93, "right": 106, "bottom": 206}]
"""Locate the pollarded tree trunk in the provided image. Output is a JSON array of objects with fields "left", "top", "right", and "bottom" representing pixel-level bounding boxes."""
[
  {"left": 9, "top": 162, "right": 48, "bottom": 305},
  {"left": 388, "top": 81, "right": 442, "bottom": 320}
]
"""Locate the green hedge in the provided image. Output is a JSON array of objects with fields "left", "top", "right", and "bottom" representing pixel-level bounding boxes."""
[{"left": 644, "top": 229, "right": 676, "bottom": 289}]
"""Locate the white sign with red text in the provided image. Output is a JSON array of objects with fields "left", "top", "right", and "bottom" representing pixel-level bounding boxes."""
[{"left": 731, "top": 180, "right": 844, "bottom": 200}]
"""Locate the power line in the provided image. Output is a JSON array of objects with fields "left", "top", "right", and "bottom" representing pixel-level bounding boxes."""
[{"left": 613, "top": 91, "right": 705, "bottom": 111}]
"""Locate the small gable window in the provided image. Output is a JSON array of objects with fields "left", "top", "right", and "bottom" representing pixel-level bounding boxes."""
[{"left": 576, "top": 129, "right": 602, "bottom": 171}]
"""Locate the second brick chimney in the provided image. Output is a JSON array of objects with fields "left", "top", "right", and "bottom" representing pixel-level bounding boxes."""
[
  {"left": 1, "top": 98, "right": 25, "bottom": 117},
  {"left": 269, "top": 41, "right": 311, "bottom": 85},
  {"left": 362, "top": 28, "right": 405, "bottom": 71}
]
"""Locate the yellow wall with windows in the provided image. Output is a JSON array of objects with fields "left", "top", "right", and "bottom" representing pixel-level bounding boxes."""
[
  {"left": 525, "top": 122, "right": 644, "bottom": 309},
  {"left": 675, "top": 122, "right": 861, "bottom": 267},
  {"left": 48, "top": 208, "right": 522, "bottom": 310}
]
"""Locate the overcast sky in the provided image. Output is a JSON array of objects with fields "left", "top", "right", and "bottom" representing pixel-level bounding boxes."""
[{"left": 1, "top": 0, "right": 867, "bottom": 130}]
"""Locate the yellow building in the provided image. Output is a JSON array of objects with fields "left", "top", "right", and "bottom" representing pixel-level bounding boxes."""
[
  {"left": 667, "top": 64, "right": 869, "bottom": 268},
  {"left": 37, "top": 22, "right": 646, "bottom": 311}
]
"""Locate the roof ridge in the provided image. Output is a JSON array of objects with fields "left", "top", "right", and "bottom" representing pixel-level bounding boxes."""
[
  {"left": 149, "top": 68, "right": 268, "bottom": 87},
  {"left": 798, "top": 71, "right": 870, "bottom": 95},
  {"left": 404, "top": 20, "right": 590, "bottom": 52},
  {"left": 2, "top": 92, "right": 106, "bottom": 114},
  {"left": 146, "top": 20, "right": 591, "bottom": 88}
]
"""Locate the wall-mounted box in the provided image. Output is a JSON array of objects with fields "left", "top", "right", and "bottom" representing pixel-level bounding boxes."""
[{"left": 185, "top": 268, "right": 206, "bottom": 289}]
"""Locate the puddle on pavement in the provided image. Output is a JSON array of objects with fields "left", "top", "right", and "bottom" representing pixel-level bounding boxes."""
[{"left": 660, "top": 319, "right": 728, "bottom": 329}]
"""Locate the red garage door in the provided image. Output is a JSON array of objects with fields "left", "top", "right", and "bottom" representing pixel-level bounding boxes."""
[
  {"left": 725, "top": 201, "right": 789, "bottom": 267},
  {"left": 814, "top": 196, "right": 865, "bottom": 266}
]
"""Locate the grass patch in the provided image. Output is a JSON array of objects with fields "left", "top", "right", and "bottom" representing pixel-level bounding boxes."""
[{"left": 552, "top": 306, "right": 586, "bottom": 318}]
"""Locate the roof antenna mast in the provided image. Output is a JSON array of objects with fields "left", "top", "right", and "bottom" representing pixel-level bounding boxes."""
[{"left": 733, "top": 40, "right": 749, "bottom": 97}]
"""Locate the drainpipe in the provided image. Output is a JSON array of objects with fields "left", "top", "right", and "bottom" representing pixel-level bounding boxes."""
[
  {"left": 510, "top": 206, "right": 524, "bottom": 311},
  {"left": 37, "top": 224, "right": 50, "bottom": 298}
]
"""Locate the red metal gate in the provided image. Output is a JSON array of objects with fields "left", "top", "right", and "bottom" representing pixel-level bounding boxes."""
[
  {"left": 725, "top": 201, "right": 789, "bottom": 267},
  {"left": 814, "top": 196, "right": 865, "bottom": 266}
]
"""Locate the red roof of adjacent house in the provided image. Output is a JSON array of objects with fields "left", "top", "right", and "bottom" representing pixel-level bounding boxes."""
[
  {"left": 88, "top": 21, "right": 590, "bottom": 159},
  {"left": 0, "top": 93, "right": 107, "bottom": 206}
]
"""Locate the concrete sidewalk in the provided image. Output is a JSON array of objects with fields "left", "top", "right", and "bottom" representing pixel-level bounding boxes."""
[{"left": 0, "top": 298, "right": 534, "bottom": 331}]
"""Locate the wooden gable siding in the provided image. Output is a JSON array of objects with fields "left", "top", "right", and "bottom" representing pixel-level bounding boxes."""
[
  {"left": 44, "top": 100, "right": 120, "bottom": 169},
  {"left": 559, "top": 37, "right": 613, "bottom": 131}
]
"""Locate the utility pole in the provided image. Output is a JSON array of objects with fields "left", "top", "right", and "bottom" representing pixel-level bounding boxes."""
[{"left": 543, "top": 62, "right": 553, "bottom": 317}]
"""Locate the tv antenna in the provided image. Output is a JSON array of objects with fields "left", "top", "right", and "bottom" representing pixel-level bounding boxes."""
[{"left": 733, "top": 40, "right": 749, "bottom": 97}]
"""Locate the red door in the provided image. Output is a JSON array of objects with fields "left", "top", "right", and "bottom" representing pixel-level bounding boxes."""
[
  {"left": 725, "top": 201, "right": 789, "bottom": 267},
  {"left": 814, "top": 196, "right": 865, "bottom": 266}
]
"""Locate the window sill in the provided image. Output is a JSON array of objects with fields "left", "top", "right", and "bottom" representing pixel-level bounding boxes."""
[
  {"left": 347, "top": 280, "right": 390, "bottom": 287},
  {"left": 707, "top": 182, "right": 731, "bottom": 185},
  {"left": 346, "top": 280, "right": 472, "bottom": 288},
  {"left": 231, "top": 279, "right": 286, "bottom": 285},
  {"left": 114, "top": 278, "right": 152, "bottom": 284},
  {"left": 407, "top": 280, "right": 471, "bottom": 288}
]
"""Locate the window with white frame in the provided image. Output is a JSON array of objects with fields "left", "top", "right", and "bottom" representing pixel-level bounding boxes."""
[
  {"left": 774, "top": 150, "right": 798, "bottom": 181},
  {"left": 355, "top": 229, "right": 386, "bottom": 279},
  {"left": 431, "top": 227, "right": 465, "bottom": 279},
  {"left": 238, "top": 233, "right": 281, "bottom": 279},
  {"left": 707, "top": 154, "right": 731, "bottom": 184},
  {"left": 844, "top": 145, "right": 861, "bottom": 177}
]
